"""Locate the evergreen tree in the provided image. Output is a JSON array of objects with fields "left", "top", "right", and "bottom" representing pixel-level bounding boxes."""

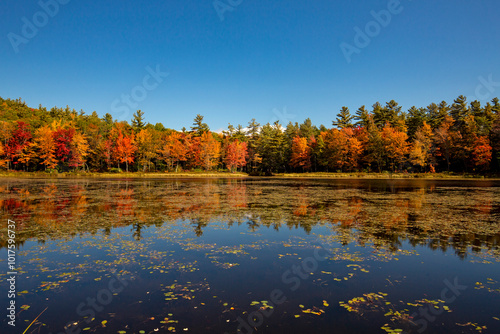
[
  {"left": 247, "top": 119, "right": 260, "bottom": 138},
  {"left": 233, "top": 124, "right": 246, "bottom": 142},
  {"left": 491, "top": 97, "right": 500, "bottom": 115},
  {"left": 470, "top": 100, "right": 491, "bottom": 136},
  {"left": 246, "top": 118, "right": 261, "bottom": 171},
  {"left": 333, "top": 107, "right": 354, "bottom": 129},
  {"left": 299, "top": 118, "right": 317, "bottom": 138},
  {"left": 365, "top": 115, "right": 385, "bottom": 172},
  {"left": 285, "top": 122, "right": 300, "bottom": 162},
  {"left": 257, "top": 121, "right": 287, "bottom": 173},
  {"left": 372, "top": 102, "right": 385, "bottom": 128},
  {"left": 132, "top": 110, "right": 146, "bottom": 131},
  {"left": 407, "top": 106, "right": 427, "bottom": 140},
  {"left": 285, "top": 122, "right": 300, "bottom": 140},
  {"left": 191, "top": 114, "right": 209, "bottom": 136},
  {"left": 223, "top": 123, "right": 235, "bottom": 137},
  {"left": 450, "top": 95, "right": 469, "bottom": 128},
  {"left": 427, "top": 102, "right": 449, "bottom": 129},
  {"left": 354, "top": 105, "right": 370, "bottom": 128}
]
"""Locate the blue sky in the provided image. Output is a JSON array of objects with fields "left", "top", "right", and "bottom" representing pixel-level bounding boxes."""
[{"left": 1, "top": 0, "right": 499, "bottom": 131}]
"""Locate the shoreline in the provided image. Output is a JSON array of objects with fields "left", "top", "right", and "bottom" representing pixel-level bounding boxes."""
[{"left": 0, "top": 171, "right": 498, "bottom": 180}]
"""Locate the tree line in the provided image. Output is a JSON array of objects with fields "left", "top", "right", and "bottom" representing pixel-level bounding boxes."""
[{"left": 0, "top": 95, "right": 499, "bottom": 174}]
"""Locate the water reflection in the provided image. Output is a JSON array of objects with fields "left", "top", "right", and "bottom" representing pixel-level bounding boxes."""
[{"left": 0, "top": 178, "right": 499, "bottom": 258}]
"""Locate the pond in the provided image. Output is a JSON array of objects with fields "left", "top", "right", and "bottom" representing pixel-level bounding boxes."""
[{"left": 0, "top": 178, "right": 499, "bottom": 334}]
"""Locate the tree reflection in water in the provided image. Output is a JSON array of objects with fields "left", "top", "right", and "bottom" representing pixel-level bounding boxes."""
[{"left": 0, "top": 178, "right": 499, "bottom": 259}]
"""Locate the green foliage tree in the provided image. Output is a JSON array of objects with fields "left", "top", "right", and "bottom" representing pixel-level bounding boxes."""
[
  {"left": 354, "top": 105, "right": 370, "bottom": 128},
  {"left": 191, "top": 114, "right": 209, "bottom": 136},
  {"left": 132, "top": 110, "right": 146, "bottom": 131},
  {"left": 333, "top": 107, "right": 354, "bottom": 129},
  {"left": 406, "top": 106, "right": 428, "bottom": 140},
  {"left": 373, "top": 100, "right": 402, "bottom": 128},
  {"left": 257, "top": 121, "right": 287, "bottom": 173},
  {"left": 299, "top": 118, "right": 318, "bottom": 138},
  {"left": 450, "top": 95, "right": 469, "bottom": 129}
]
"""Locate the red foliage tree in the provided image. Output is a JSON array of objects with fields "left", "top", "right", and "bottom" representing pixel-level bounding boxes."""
[
  {"left": 5, "top": 121, "right": 32, "bottom": 169},
  {"left": 472, "top": 136, "right": 492, "bottom": 171},
  {"left": 114, "top": 130, "right": 136, "bottom": 172},
  {"left": 53, "top": 127, "right": 75, "bottom": 163}
]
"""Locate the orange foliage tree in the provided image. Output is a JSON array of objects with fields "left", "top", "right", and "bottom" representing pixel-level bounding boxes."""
[
  {"left": 186, "top": 135, "right": 202, "bottom": 169},
  {"left": 290, "top": 136, "right": 312, "bottom": 171},
  {"left": 33, "top": 126, "right": 57, "bottom": 169},
  {"left": 158, "top": 132, "right": 188, "bottom": 171},
  {"left": 114, "top": 130, "right": 136, "bottom": 172},
  {"left": 69, "top": 132, "right": 89, "bottom": 170},
  {"left": 321, "top": 128, "right": 362, "bottom": 172},
  {"left": 409, "top": 121, "right": 433, "bottom": 171},
  {"left": 381, "top": 123, "right": 409, "bottom": 171},
  {"left": 199, "top": 132, "right": 221, "bottom": 170},
  {"left": 224, "top": 139, "right": 248, "bottom": 172},
  {"left": 136, "top": 128, "right": 158, "bottom": 171}
]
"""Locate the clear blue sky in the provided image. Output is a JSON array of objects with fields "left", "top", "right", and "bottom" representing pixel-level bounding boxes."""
[{"left": 1, "top": 0, "right": 499, "bottom": 131}]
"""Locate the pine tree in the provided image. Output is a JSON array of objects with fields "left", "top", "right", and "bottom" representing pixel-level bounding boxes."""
[
  {"left": 191, "top": 114, "right": 210, "bottom": 136},
  {"left": 450, "top": 95, "right": 469, "bottom": 128},
  {"left": 407, "top": 106, "right": 427, "bottom": 140},
  {"left": 299, "top": 118, "right": 317, "bottom": 138},
  {"left": 354, "top": 105, "right": 370, "bottom": 128},
  {"left": 132, "top": 110, "right": 145, "bottom": 131},
  {"left": 257, "top": 121, "right": 286, "bottom": 173},
  {"left": 427, "top": 102, "right": 449, "bottom": 129},
  {"left": 333, "top": 107, "right": 354, "bottom": 129},
  {"left": 491, "top": 97, "right": 500, "bottom": 115}
]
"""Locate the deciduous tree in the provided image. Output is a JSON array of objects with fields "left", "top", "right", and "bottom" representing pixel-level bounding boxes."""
[
  {"left": 409, "top": 121, "right": 433, "bottom": 171},
  {"left": 33, "top": 126, "right": 57, "bottom": 169},
  {"left": 199, "top": 132, "right": 221, "bottom": 170},
  {"left": 472, "top": 136, "right": 492, "bottom": 171},
  {"left": 114, "top": 130, "right": 136, "bottom": 172},
  {"left": 381, "top": 123, "right": 408, "bottom": 171},
  {"left": 224, "top": 140, "right": 248, "bottom": 172},
  {"left": 158, "top": 132, "right": 188, "bottom": 171},
  {"left": 290, "top": 136, "right": 312, "bottom": 171}
]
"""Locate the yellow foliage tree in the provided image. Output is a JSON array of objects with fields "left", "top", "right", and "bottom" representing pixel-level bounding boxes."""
[
  {"left": 33, "top": 126, "right": 58, "bottom": 170},
  {"left": 199, "top": 132, "right": 221, "bottom": 171}
]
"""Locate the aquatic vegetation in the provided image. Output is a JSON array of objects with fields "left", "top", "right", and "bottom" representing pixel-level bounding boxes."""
[{"left": 0, "top": 179, "right": 499, "bottom": 333}]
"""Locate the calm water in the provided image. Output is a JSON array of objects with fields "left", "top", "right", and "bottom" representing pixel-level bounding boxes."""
[{"left": 0, "top": 178, "right": 499, "bottom": 334}]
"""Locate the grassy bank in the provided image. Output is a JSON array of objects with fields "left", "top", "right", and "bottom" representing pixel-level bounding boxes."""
[
  {"left": 271, "top": 172, "right": 497, "bottom": 179},
  {"left": 0, "top": 171, "right": 498, "bottom": 179},
  {"left": 0, "top": 171, "right": 248, "bottom": 178}
]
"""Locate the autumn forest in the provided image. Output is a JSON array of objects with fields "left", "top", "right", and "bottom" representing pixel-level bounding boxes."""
[{"left": 0, "top": 95, "right": 499, "bottom": 174}]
